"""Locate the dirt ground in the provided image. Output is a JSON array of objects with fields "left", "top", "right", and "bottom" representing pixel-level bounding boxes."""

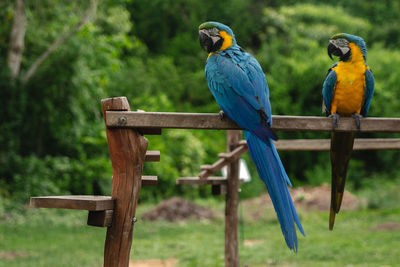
[
  {"left": 129, "top": 258, "right": 177, "bottom": 267},
  {"left": 141, "top": 197, "right": 215, "bottom": 222},
  {"left": 141, "top": 185, "right": 363, "bottom": 223},
  {"left": 243, "top": 183, "right": 362, "bottom": 211},
  {"left": 372, "top": 222, "right": 400, "bottom": 231},
  {"left": 242, "top": 183, "right": 364, "bottom": 220},
  {"left": 0, "top": 251, "right": 28, "bottom": 260}
]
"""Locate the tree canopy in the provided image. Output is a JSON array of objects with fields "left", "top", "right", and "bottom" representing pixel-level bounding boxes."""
[{"left": 1, "top": 0, "right": 400, "bottom": 205}]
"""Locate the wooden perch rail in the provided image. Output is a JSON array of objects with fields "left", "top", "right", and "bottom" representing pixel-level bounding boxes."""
[
  {"left": 30, "top": 195, "right": 114, "bottom": 211},
  {"left": 106, "top": 111, "right": 400, "bottom": 133},
  {"left": 182, "top": 138, "right": 400, "bottom": 180},
  {"left": 274, "top": 138, "right": 400, "bottom": 151}
]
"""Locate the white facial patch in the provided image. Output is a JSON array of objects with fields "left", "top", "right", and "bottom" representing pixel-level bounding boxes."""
[
  {"left": 210, "top": 35, "right": 221, "bottom": 44},
  {"left": 208, "top": 27, "right": 219, "bottom": 36},
  {"left": 200, "top": 28, "right": 221, "bottom": 45},
  {"left": 330, "top": 39, "right": 350, "bottom": 55}
]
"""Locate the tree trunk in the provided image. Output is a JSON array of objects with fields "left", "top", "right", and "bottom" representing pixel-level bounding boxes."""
[
  {"left": 7, "top": 0, "right": 26, "bottom": 80},
  {"left": 22, "top": 0, "right": 97, "bottom": 84}
]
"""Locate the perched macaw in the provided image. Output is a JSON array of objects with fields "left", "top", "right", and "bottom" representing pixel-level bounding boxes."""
[
  {"left": 199, "top": 21, "right": 304, "bottom": 251},
  {"left": 322, "top": 33, "right": 375, "bottom": 230}
]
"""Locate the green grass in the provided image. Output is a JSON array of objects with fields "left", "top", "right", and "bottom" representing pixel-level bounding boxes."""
[{"left": 0, "top": 201, "right": 399, "bottom": 267}]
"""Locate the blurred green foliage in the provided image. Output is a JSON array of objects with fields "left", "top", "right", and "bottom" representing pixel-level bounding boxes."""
[{"left": 1, "top": 0, "right": 400, "bottom": 207}]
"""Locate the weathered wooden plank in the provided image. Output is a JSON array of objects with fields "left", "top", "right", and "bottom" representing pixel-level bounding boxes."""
[
  {"left": 274, "top": 139, "right": 330, "bottom": 151},
  {"left": 244, "top": 138, "right": 400, "bottom": 151},
  {"left": 225, "top": 130, "right": 240, "bottom": 267},
  {"left": 141, "top": 176, "right": 158, "bottom": 186},
  {"left": 102, "top": 97, "right": 148, "bottom": 267},
  {"left": 145, "top": 151, "right": 160, "bottom": 162},
  {"left": 137, "top": 128, "right": 162, "bottom": 135},
  {"left": 212, "top": 184, "right": 227, "bottom": 195},
  {"left": 87, "top": 210, "right": 114, "bottom": 227},
  {"left": 177, "top": 177, "right": 245, "bottom": 185},
  {"left": 106, "top": 111, "right": 238, "bottom": 130},
  {"left": 199, "top": 144, "right": 247, "bottom": 179},
  {"left": 275, "top": 138, "right": 400, "bottom": 151},
  {"left": 30, "top": 195, "right": 114, "bottom": 211},
  {"left": 176, "top": 177, "right": 227, "bottom": 185},
  {"left": 106, "top": 111, "right": 400, "bottom": 133},
  {"left": 348, "top": 138, "right": 400, "bottom": 150},
  {"left": 199, "top": 158, "right": 227, "bottom": 179},
  {"left": 194, "top": 138, "right": 400, "bottom": 182}
]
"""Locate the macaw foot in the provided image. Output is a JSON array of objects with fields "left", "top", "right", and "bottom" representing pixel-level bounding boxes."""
[
  {"left": 329, "top": 113, "right": 340, "bottom": 130},
  {"left": 219, "top": 110, "right": 225, "bottom": 120},
  {"left": 352, "top": 113, "right": 363, "bottom": 130}
]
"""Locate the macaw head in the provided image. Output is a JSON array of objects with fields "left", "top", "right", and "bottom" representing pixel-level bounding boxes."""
[
  {"left": 328, "top": 33, "right": 367, "bottom": 61},
  {"left": 198, "top": 21, "right": 236, "bottom": 53}
]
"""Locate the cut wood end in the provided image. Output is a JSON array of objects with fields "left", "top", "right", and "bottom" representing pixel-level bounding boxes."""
[{"left": 101, "top": 97, "right": 130, "bottom": 111}]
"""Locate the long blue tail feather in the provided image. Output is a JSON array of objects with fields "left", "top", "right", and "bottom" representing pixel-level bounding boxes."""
[{"left": 245, "top": 130, "right": 305, "bottom": 251}]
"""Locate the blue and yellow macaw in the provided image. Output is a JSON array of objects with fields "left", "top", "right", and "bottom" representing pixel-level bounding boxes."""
[
  {"left": 322, "top": 33, "right": 375, "bottom": 230},
  {"left": 199, "top": 21, "right": 304, "bottom": 251}
]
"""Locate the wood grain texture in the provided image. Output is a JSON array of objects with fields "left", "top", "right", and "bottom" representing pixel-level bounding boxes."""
[
  {"left": 212, "top": 184, "right": 227, "bottom": 195},
  {"left": 141, "top": 176, "right": 158, "bottom": 186},
  {"left": 102, "top": 97, "right": 148, "bottom": 267},
  {"left": 199, "top": 144, "right": 248, "bottom": 179},
  {"left": 176, "top": 177, "right": 227, "bottom": 185},
  {"left": 145, "top": 151, "right": 160, "bottom": 162},
  {"left": 106, "top": 111, "right": 238, "bottom": 130},
  {"left": 225, "top": 130, "right": 241, "bottom": 267},
  {"left": 274, "top": 138, "right": 400, "bottom": 151},
  {"left": 87, "top": 210, "right": 114, "bottom": 227},
  {"left": 29, "top": 195, "right": 114, "bottom": 211},
  {"left": 106, "top": 111, "right": 400, "bottom": 133},
  {"left": 195, "top": 138, "right": 400, "bottom": 181}
]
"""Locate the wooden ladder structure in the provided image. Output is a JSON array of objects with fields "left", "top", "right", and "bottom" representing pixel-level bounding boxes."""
[
  {"left": 29, "top": 96, "right": 400, "bottom": 267},
  {"left": 30, "top": 97, "right": 160, "bottom": 266}
]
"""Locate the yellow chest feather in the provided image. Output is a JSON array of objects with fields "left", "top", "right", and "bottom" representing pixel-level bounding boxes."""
[{"left": 331, "top": 43, "right": 367, "bottom": 115}]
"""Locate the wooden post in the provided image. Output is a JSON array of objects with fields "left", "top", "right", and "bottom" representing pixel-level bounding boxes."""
[
  {"left": 101, "top": 97, "right": 148, "bottom": 267},
  {"left": 225, "top": 130, "right": 241, "bottom": 267}
]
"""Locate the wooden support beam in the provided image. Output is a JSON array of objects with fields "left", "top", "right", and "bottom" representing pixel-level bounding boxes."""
[
  {"left": 225, "top": 130, "right": 241, "bottom": 267},
  {"left": 241, "top": 138, "right": 400, "bottom": 151},
  {"left": 199, "top": 159, "right": 226, "bottom": 179},
  {"left": 145, "top": 151, "right": 160, "bottom": 162},
  {"left": 102, "top": 97, "right": 148, "bottom": 267},
  {"left": 274, "top": 138, "right": 400, "bottom": 151},
  {"left": 137, "top": 128, "right": 162, "bottom": 135},
  {"left": 197, "top": 138, "right": 400, "bottom": 181},
  {"left": 212, "top": 184, "right": 227, "bottom": 195},
  {"left": 87, "top": 210, "right": 113, "bottom": 227},
  {"left": 106, "top": 111, "right": 236, "bottom": 130},
  {"left": 106, "top": 111, "right": 400, "bottom": 133},
  {"left": 141, "top": 176, "right": 158, "bottom": 186},
  {"left": 176, "top": 177, "right": 227, "bottom": 185},
  {"left": 30, "top": 195, "right": 114, "bottom": 211},
  {"left": 177, "top": 177, "right": 244, "bottom": 185},
  {"left": 199, "top": 144, "right": 248, "bottom": 179}
]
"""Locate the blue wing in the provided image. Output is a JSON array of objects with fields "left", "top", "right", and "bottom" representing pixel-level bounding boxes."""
[
  {"left": 322, "top": 64, "right": 338, "bottom": 115},
  {"left": 205, "top": 48, "right": 305, "bottom": 251},
  {"left": 205, "top": 49, "right": 276, "bottom": 140},
  {"left": 361, "top": 67, "right": 375, "bottom": 116}
]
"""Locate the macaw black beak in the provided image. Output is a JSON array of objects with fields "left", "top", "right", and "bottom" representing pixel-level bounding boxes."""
[
  {"left": 328, "top": 41, "right": 342, "bottom": 60},
  {"left": 328, "top": 40, "right": 351, "bottom": 61},
  {"left": 199, "top": 29, "right": 224, "bottom": 53},
  {"left": 199, "top": 30, "right": 213, "bottom": 52}
]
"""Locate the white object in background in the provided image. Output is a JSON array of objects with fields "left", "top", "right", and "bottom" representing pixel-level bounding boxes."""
[{"left": 221, "top": 158, "right": 251, "bottom": 182}]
